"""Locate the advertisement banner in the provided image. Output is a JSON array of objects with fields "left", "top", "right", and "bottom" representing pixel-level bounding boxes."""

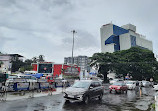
[{"left": 17, "top": 83, "right": 29, "bottom": 89}]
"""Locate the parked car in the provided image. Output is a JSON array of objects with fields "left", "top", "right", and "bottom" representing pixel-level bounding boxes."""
[
  {"left": 64, "top": 80, "right": 104, "bottom": 104},
  {"left": 109, "top": 79, "right": 123, "bottom": 84},
  {"left": 141, "top": 81, "right": 151, "bottom": 87},
  {"left": 125, "top": 81, "right": 136, "bottom": 90},
  {"left": 109, "top": 82, "right": 128, "bottom": 93},
  {"left": 153, "top": 84, "right": 158, "bottom": 91}
]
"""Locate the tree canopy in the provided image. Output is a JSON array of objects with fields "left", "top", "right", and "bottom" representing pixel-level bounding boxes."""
[{"left": 90, "top": 47, "right": 158, "bottom": 82}]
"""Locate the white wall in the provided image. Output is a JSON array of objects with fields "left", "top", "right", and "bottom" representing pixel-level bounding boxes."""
[
  {"left": 120, "top": 33, "right": 131, "bottom": 50},
  {"left": 120, "top": 31, "right": 153, "bottom": 51},
  {"left": 103, "top": 44, "right": 115, "bottom": 53},
  {"left": 100, "top": 24, "right": 113, "bottom": 53},
  {"left": 136, "top": 36, "right": 153, "bottom": 51}
]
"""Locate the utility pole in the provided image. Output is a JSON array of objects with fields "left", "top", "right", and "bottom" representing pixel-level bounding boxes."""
[{"left": 71, "top": 30, "right": 77, "bottom": 74}]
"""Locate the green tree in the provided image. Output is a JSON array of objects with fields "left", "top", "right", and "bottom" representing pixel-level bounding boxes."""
[
  {"left": 38, "top": 55, "right": 45, "bottom": 62},
  {"left": 19, "top": 59, "right": 33, "bottom": 72},
  {"left": 11, "top": 56, "right": 24, "bottom": 72},
  {"left": 90, "top": 52, "right": 117, "bottom": 82},
  {"left": 90, "top": 47, "right": 158, "bottom": 82},
  {"left": 114, "top": 47, "right": 157, "bottom": 80},
  {"left": 32, "top": 57, "right": 38, "bottom": 63},
  {"left": 32, "top": 55, "right": 45, "bottom": 63}
]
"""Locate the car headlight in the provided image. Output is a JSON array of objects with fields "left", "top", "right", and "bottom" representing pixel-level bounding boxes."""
[
  {"left": 75, "top": 92, "right": 84, "bottom": 95},
  {"left": 109, "top": 86, "right": 112, "bottom": 88}
]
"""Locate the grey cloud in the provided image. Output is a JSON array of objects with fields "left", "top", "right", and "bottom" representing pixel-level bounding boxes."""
[
  {"left": 0, "top": 0, "right": 158, "bottom": 63},
  {"left": 0, "top": 0, "right": 16, "bottom": 7},
  {"left": 0, "top": 36, "right": 16, "bottom": 51},
  {"left": 62, "top": 29, "right": 99, "bottom": 50}
]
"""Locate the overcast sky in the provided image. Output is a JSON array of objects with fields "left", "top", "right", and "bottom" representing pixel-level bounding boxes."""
[{"left": 0, "top": 0, "right": 158, "bottom": 63}]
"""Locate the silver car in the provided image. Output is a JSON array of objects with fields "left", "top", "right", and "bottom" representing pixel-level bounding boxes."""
[
  {"left": 64, "top": 80, "right": 104, "bottom": 104},
  {"left": 141, "top": 81, "right": 151, "bottom": 87}
]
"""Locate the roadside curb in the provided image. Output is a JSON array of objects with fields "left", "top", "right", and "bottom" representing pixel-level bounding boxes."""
[{"left": 1, "top": 88, "right": 63, "bottom": 101}]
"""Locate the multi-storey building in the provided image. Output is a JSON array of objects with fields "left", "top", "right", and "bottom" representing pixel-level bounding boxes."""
[
  {"left": 100, "top": 23, "right": 153, "bottom": 53},
  {"left": 0, "top": 54, "right": 23, "bottom": 74},
  {"left": 64, "top": 56, "right": 90, "bottom": 72}
]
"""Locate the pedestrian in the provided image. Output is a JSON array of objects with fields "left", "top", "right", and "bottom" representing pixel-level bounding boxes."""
[
  {"left": 139, "top": 82, "right": 143, "bottom": 97},
  {"left": 49, "top": 83, "right": 54, "bottom": 95},
  {"left": 62, "top": 79, "right": 67, "bottom": 92},
  {"left": 1, "top": 82, "right": 7, "bottom": 101},
  {"left": 135, "top": 80, "right": 139, "bottom": 94},
  {"left": 150, "top": 78, "right": 154, "bottom": 87},
  {"left": 29, "top": 82, "right": 35, "bottom": 98}
]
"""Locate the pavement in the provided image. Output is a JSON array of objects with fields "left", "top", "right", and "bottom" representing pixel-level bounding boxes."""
[{"left": 1, "top": 88, "right": 64, "bottom": 101}]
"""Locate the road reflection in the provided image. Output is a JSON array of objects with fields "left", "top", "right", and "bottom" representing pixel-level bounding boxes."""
[{"left": 62, "top": 87, "right": 154, "bottom": 111}]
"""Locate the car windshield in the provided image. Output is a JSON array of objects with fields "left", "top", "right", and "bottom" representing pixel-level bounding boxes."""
[
  {"left": 126, "top": 82, "right": 134, "bottom": 84},
  {"left": 72, "top": 81, "right": 91, "bottom": 88},
  {"left": 8, "top": 76, "right": 17, "bottom": 79},
  {"left": 113, "top": 82, "right": 123, "bottom": 86},
  {"left": 113, "top": 79, "right": 118, "bottom": 81}
]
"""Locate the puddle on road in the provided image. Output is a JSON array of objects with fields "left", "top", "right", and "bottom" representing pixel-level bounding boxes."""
[{"left": 62, "top": 88, "right": 154, "bottom": 111}]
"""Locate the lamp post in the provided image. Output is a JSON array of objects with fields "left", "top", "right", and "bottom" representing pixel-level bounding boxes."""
[{"left": 71, "top": 30, "right": 77, "bottom": 74}]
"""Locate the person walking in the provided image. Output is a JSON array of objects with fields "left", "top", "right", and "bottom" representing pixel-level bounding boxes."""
[
  {"left": 135, "top": 80, "right": 139, "bottom": 94},
  {"left": 139, "top": 81, "right": 143, "bottom": 97},
  {"left": 1, "top": 82, "right": 7, "bottom": 101}
]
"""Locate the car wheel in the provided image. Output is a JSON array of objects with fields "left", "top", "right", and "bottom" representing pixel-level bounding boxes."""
[
  {"left": 98, "top": 93, "right": 103, "bottom": 100},
  {"left": 83, "top": 96, "right": 89, "bottom": 104},
  {"left": 109, "top": 90, "right": 112, "bottom": 93},
  {"left": 65, "top": 100, "right": 70, "bottom": 104}
]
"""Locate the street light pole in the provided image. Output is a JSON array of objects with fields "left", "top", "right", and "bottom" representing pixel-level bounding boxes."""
[{"left": 71, "top": 30, "right": 77, "bottom": 73}]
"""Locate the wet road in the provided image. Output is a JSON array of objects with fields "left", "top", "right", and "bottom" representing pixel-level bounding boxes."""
[{"left": 0, "top": 84, "right": 155, "bottom": 111}]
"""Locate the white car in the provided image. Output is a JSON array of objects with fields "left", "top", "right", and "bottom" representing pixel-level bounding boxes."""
[
  {"left": 109, "top": 79, "right": 123, "bottom": 84},
  {"left": 153, "top": 84, "right": 158, "bottom": 91},
  {"left": 141, "top": 81, "right": 151, "bottom": 87},
  {"left": 125, "top": 81, "right": 136, "bottom": 90}
]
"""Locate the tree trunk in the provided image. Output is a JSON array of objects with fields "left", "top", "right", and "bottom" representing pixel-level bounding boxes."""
[{"left": 103, "top": 73, "right": 107, "bottom": 83}]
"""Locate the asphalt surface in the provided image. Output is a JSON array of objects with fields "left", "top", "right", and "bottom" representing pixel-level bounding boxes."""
[{"left": 0, "top": 84, "right": 155, "bottom": 111}]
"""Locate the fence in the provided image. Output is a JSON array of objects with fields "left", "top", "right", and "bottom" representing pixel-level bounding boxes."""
[{"left": 0, "top": 79, "right": 75, "bottom": 101}]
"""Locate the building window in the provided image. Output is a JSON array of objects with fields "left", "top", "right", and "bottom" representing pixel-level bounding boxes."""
[{"left": 130, "top": 35, "right": 136, "bottom": 47}]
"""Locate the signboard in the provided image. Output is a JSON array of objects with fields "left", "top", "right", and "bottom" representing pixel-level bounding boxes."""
[
  {"left": 38, "top": 63, "right": 53, "bottom": 73},
  {"left": 17, "top": 83, "right": 29, "bottom": 90},
  {"left": 64, "top": 67, "right": 79, "bottom": 76}
]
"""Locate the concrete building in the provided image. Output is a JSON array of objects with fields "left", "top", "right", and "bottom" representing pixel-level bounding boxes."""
[
  {"left": 100, "top": 23, "right": 153, "bottom": 53},
  {"left": 64, "top": 56, "right": 90, "bottom": 71},
  {"left": 0, "top": 54, "right": 23, "bottom": 74},
  {"left": 64, "top": 56, "right": 91, "bottom": 79}
]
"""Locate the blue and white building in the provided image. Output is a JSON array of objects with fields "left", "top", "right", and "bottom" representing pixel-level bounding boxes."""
[{"left": 100, "top": 23, "right": 153, "bottom": 53}]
